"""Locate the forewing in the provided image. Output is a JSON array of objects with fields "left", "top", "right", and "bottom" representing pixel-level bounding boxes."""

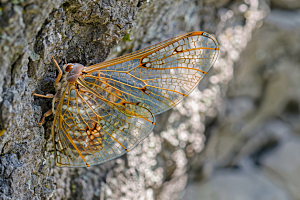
[
  {"left": 83, "top": 32, "right": 219, "bottom": 115},
  {"left": 52, "top": 83, "right": 155, "bottom": 167}
]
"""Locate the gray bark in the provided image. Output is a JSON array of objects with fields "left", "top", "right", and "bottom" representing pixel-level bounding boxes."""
[{"left": 0, "top": 0, "right": 299, "bottom": 199}]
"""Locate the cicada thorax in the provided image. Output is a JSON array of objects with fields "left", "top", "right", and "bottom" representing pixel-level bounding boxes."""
[{"left": 52, "top": 63, "right": 84, "bottom": 113}]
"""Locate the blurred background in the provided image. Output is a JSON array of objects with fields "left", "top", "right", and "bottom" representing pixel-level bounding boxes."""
[{"left": 0, "top": 0, "right": 299, "bottom": 199}]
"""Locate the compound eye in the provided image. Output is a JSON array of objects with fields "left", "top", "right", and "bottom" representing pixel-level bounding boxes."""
[{"left": 65, "top": 64, "right": 74, "bottom": 72}]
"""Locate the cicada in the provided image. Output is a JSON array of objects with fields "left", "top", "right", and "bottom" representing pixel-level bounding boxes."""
[{"left": 33, "top": 31, "right": 219, "bottom": 167}]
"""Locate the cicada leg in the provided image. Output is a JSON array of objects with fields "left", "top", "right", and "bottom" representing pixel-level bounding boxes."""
[
  {"left": 32, "top": 56, "right": 63, "bottom": 124},
  {"left": 51, "top": 56, "right": 63, "bottom": 87},
  {"left": 32, "top": 91, "right": 54, "bottom": 124},
  {"left": 32, "top": 93, "right": 54, "bottom": 98},
  {"left": 37, "top": 109, "right": 52, "bottom": 125},
  {"left": 64, "top": 55, "right": 67, "bottom": 65}
]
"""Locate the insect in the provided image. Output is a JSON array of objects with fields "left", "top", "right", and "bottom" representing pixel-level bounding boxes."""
[{"left": 33, "top": 31, "right": 219, "bottom": 167}]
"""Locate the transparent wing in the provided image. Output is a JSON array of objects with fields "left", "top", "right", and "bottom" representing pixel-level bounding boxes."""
[
  {"left": 83, "top": 31, "right": 219, "bottom": 115},
  {"left": 53, "top": 31, "right": 218, "bottom": 167},
  {"left": 52, "top": 84, "right": 155, "bottom": 167}
]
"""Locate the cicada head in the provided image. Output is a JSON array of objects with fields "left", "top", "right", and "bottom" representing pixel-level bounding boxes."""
[{"left": 62, "top": 63, "right": 85, "bottom": 83}]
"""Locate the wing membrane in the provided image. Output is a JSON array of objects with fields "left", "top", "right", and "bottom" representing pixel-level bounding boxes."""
[
  {"left": 53, "top": 84, "right": 155, "bottom": 167},
  {"left": 83, "top": 31, "right": 219, "bottom": 115},
  {"left": 53, "top": 31, "right": 218, "bottom": 167}
]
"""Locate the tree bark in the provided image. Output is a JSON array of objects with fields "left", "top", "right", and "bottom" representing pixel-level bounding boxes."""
[{"left": 1, "top": 0, "right": 299, "bottom": 199}]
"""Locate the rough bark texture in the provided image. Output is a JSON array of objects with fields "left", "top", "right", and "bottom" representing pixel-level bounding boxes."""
[{"left": 0, "top": 0, "right": 299, "bottom": 200}]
